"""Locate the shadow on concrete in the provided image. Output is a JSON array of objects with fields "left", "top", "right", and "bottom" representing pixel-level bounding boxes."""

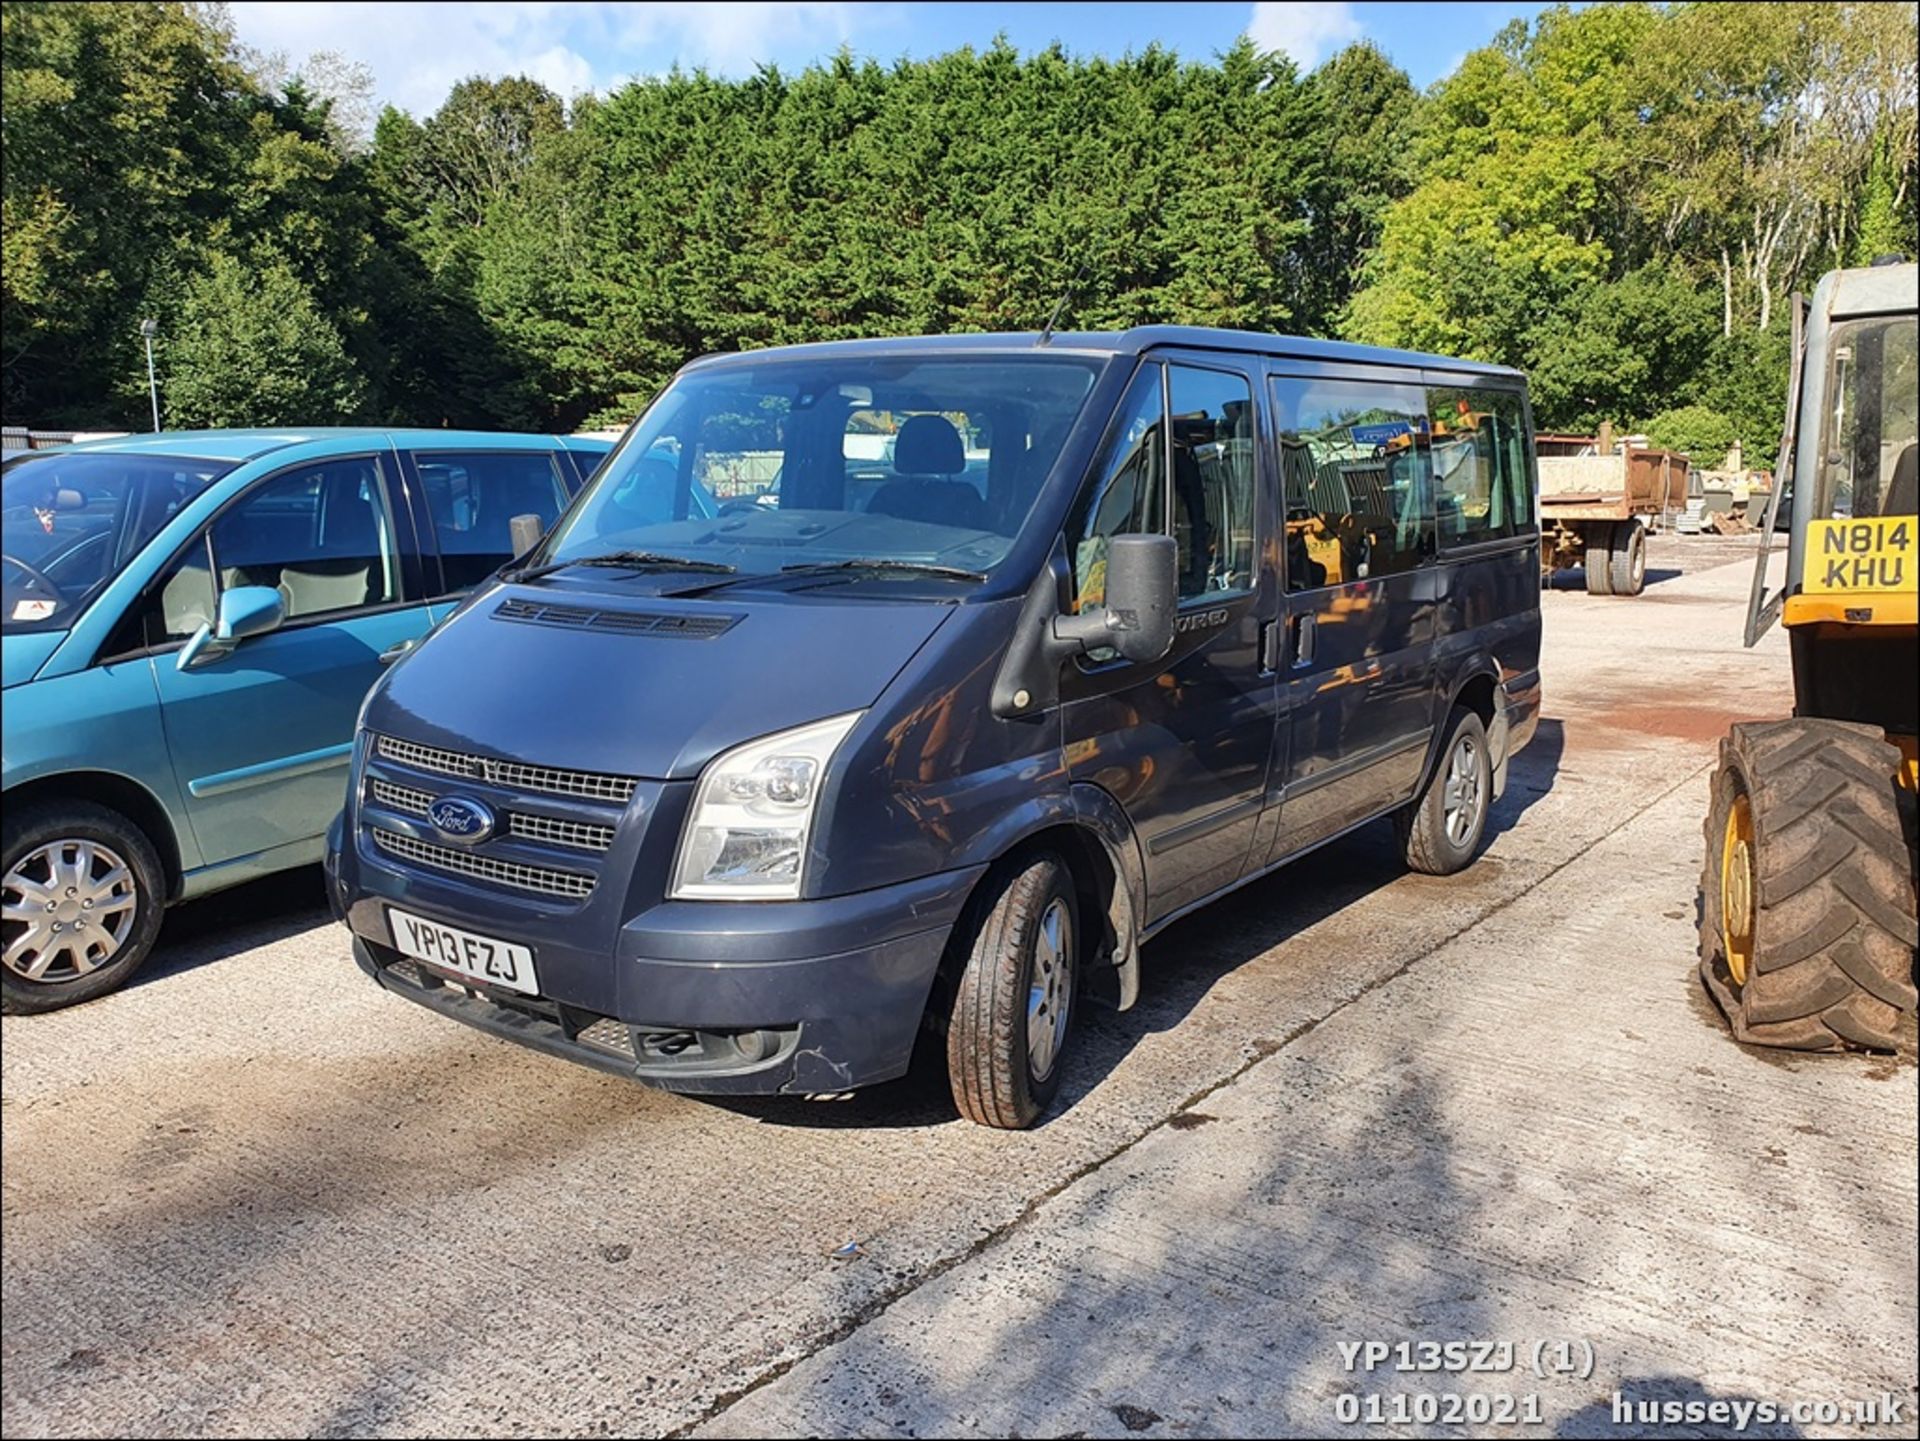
[{"left": 133, "top": 864, "right": 332, "bottom": 989}]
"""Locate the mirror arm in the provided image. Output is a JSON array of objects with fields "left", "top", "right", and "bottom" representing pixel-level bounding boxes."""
[{"left": 991, "top": 550, "right": 1082, "bottom": 719}]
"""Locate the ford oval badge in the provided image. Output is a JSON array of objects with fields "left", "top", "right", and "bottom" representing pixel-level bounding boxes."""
[{"left": 427, "top": 795, "right": 495, "bottom": 844}]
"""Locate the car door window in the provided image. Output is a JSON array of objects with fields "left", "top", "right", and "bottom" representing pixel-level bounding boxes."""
[
  {"left": 413, "top": 450, "right": 572, "bottom": 594},
  {"left": 1272, "top": 377, "right": 1433, "bottom": 590},
  {"left": 209, "top": 457, "right": 402, "bottom": 621}
]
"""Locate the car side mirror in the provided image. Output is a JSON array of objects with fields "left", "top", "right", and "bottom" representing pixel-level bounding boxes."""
[
  {"left": 177, "top": 585, "right": 284, "bottom": 670},
  {"left": 1053, "top": 532, "right": 1178, "bottom": 664}
]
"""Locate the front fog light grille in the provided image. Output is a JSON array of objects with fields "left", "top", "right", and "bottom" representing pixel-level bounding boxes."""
[{"left": 372, "top": 828, "right": 595, "bottom": 899}]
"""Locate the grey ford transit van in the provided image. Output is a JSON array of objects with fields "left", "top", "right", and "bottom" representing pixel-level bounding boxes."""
[{"left": 327, "top": 328, "right": 1542, "bottom": 1128}]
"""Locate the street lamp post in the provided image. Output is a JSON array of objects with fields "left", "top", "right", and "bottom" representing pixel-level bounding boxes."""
[{"left": 140, "top": 318, "right": 160, "bottom": 432}]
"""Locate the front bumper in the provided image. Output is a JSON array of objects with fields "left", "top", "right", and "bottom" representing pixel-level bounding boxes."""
[{"left": 339, "top": 822, "right": 983, "bottom": 1095}]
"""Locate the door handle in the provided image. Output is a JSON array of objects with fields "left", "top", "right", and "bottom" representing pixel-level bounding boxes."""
[
  {"left": 379, "top": 638, "right": 421, "bottom": 665},
  {"left": 1261, "top": 619, "right": 1284, "bottom": 673},
  {"left": 1292, "top": 613, "right": 1317, "bottom": 668}
]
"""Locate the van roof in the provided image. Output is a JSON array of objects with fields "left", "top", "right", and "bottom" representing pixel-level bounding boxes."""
[
  {"left": 32, "top": 429, "right": 611, "bottom": 465},
  {"left": 684, "top": 326, "right": 1526, "bottom": 380}
]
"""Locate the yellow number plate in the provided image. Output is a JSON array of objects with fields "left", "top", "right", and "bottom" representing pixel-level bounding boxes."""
[{"left": 1804, "top": 516, "right": 1916, "bottom": 594}]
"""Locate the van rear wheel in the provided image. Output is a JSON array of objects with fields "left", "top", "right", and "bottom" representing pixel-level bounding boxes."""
[
  {"left": 945, "top": 852, "right": 1080, "bottom": 1129},
  {"left": 2, "top": 800, "right": 166, "bottom": 1014},
  {"left": 1397, "top": 707, "right": 1492, "bottom": 876}
]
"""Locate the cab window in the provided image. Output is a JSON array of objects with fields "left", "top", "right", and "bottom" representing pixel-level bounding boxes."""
[
  {"left": 1167, "top": 365, "right": 1256, "bottom": 601},
  {"left": 1072, "top": 364, "right": 1166, "bottom": 612},
  {"left": 1272, "top": 377, "right": 1432, "bottom": 590}
]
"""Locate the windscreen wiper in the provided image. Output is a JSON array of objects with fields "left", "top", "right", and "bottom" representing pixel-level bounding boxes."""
[
  {"left": 665, "top": 558, "right": 988, "bottom": 597},
  {"left": 503, "top": 550, "right": 737, "bottom": 584}
]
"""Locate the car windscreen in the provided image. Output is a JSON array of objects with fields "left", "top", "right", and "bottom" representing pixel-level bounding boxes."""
[
  {"left": 537, "top": 354, "right": 1104, "bottom": 589},
  {"left": 2, "top": 451, "right": 234, "bottom": 632}
]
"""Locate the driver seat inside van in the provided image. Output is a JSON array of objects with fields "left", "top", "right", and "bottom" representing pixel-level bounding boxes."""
[{"left": 866, "top": 415, "right": 989, "bottom": 531}]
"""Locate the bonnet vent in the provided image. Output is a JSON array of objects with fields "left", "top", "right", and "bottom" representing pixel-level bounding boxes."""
[{"left": 493, "top": 597, "right": 738, "bottom": 639}]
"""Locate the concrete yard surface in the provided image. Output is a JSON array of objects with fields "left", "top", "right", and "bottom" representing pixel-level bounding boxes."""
[{"left": 3, "top": 536, "right": 1915, "bottom": 1439}]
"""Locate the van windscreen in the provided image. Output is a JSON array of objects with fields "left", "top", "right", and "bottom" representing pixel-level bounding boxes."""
[{"left": 539, "top": 356, "right": 1103, "bottom": 588}]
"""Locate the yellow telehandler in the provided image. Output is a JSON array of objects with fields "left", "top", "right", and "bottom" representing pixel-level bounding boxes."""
[{"left": 1701, "top": 259, "right": 1919, "bottom": 1050}]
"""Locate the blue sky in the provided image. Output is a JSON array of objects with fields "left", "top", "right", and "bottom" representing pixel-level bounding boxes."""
[{"left": 228, "top": 2, "right": 1552, "bottom": 119}]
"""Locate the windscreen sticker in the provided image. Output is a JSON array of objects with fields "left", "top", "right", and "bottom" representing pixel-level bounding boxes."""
[{"left": 12, "top": 599, "right": 58, "bottom": 621}]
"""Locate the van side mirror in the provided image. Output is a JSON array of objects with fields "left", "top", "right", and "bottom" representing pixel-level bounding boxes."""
[
  {"left": 1053, "top": 533, "right": 1177, "bottom": 664},
  {"left": 177, "top": 585, "right": 284, "bottom": 671},
  {"left": 508, "top": 513, "right": 546, "bottom": 557}
]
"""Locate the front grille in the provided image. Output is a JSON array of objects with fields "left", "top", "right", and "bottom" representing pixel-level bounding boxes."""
[
  {"left": 508, "top": 812, "right": 615, "bottom": 852},
  {"left": 370, "top": 778, "right": 434, "bottom": 815},
  {"left": 370, "top": 778, "right": 613, "bottom": 852},
  {"left": 376, "top": 734, "right": 636, "bottom": 804},
  {"left": 372, "top": 828, "right": 595, "bottom": 899},
  {"left": 494, "top": 596, "right": 738, "bottom": 640}
]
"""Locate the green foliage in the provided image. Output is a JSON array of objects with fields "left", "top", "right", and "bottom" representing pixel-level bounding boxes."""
[
  {"left": 1642, "top": 405, "right": 1738, "bottom": 463},
  {"left": 158, "top": 253, "right": 366, "bottom": 426},
  {"left": 2, "top": 2, "right": 1915, "bottom": 440}
]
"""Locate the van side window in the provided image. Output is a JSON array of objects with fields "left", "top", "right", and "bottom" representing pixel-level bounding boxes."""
[
  {"left": 1428, "top": 387, "right": 1533, "bottom": 545},
  {"left": 1167, "top": 365, "right": 1256, "bottom": 600},
  {"left": 1272, "top": 377, "right": 1432, "bottom": 590},
  {"left": 1072, "top": 364, "right": 1166, "bottom": 612},
  {"left": 413, "top": 450, "right": 572, "bottom": 593}
]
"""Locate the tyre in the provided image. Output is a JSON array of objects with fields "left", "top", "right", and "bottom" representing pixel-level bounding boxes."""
[
  {"left": 1583, "top": 528, "right": 1614, "bottom": 595},
  {"left": 1, "top": 800, "right": 166, "bottom": 1014},
  {"left": 1699, "top": 720, "right": 1918, "bottom": 1051},
  {"left": 945, "top": 851, "right": 1080, "bottom": 1129},
  {"left": 1396, "top": 706, "right": 1492, "bottom": 876},
  {"left": 1607, "top": 520, "right": 1647, "bottom": 596}
]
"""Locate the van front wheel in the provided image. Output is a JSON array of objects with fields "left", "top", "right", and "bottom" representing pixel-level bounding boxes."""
[
  {"left": 1397, "top": 707, "right": 1492, "bottom": 876},
  {"left": 946, "top": 852, "right": 1080, "bottom": 1129}
]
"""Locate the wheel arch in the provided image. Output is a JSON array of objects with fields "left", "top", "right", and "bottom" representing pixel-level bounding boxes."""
[
  {"left": 2, "top": 771, "right": 185, "bottom": 902},
  {"left": 930, "top": 789, "right": 1148, "bottom": 1021}
]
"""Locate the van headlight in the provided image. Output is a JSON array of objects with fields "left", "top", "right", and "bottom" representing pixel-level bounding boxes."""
[{"left": 670, "top": 712, "right": 863, "bottom": 900}]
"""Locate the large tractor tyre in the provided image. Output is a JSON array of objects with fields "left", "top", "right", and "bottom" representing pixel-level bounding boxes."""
[
  {"left": 1607, "top": 520, "right": 1648, "bottom": 597},
  {"left": 1700, "top": 719, "right": 1918, "bottom": 1051},
  {"left": 2, "top": 800, "right": 167, "bottom": 1015},
  {"left": 1583, "top": 528, "right": 1615, "bottom": 596},
  {"left": 945, "top": 851, "right": 1081, "bottom": 1129}
]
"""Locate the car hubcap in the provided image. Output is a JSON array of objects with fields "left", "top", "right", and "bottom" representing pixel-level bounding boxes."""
[
  {"left": 1442, "top": 734, "right": 1483, "bottom": 847},
  {"left": 1026, "top": 897, "right": 1073, "bottom": 1082},
  {"left": 2, "top": 839, "right": 139, "bottom": 984},
  {"left": 1721, "top": 790, "right": 1756, "bottom": 988}
]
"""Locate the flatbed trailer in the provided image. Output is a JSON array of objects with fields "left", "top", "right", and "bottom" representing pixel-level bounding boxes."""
[{"left": 1537, "top": 437, "right": 1688, "bottom": 596}]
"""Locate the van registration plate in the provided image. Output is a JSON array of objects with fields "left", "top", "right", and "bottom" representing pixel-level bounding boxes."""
[{"left": 388, "top": 907, "right": 538, "bottom": 995}]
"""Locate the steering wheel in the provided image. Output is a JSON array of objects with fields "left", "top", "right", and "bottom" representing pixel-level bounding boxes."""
[{"left": 1, "top": 553, "right": 68, "bottom": 607}]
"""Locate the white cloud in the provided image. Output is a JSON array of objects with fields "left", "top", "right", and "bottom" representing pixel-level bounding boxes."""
[
  {"left": 1244, "top": 1, "right": 1364, "bottom": 71},
  {"left": 226, "top": 2, "right": 861, "bottom": 118}
]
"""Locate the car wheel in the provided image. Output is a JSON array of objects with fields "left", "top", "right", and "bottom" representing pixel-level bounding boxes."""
[
  {"left": 1, "top": 800, "right": 166, "bottom": 1014},
  {"left": 945, "top": 851, "right": 1080, "bottom": 1129},
  {"left": 1396, "top": 706, "right": 1492, "bottom": 876}
]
